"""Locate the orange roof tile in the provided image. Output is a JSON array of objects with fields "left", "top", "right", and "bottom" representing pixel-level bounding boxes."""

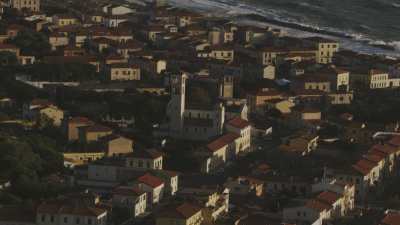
[
  {"left": 227, "top": 117, "right": 250, "bottom": 129},
  {"left": 316, "top": 191, "right": 341, "bottom": 205},
  {"left": 207, "top": 133, "right": 240, "bottom": 152},
  {"left": 138, "top": 173, "right": 164, "bottom": 188},
  {"left": 381, "top": 213, "right": 400, "bottom": 225},
  {"left": 352, "top": 159, "right": 377, "bottom": 175},
  {"left": 305, "top": 199, "right": 332, "bottom": 212}
]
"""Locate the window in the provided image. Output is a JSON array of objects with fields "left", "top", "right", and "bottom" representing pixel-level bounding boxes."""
[
  {"left": 88, "top": 219, "right": 92, "bottom": 225},
  {"left": 51, "top": 215, "right": 54, "bottom": 223},
  {"left": 138, "top": 160, "right": 143, "bottom": 168},
  {"left": 64, "top": 217, "right": 68, "bottom": 223},
  {"left": 41, "top": 215, "right": 46, "bottom": 222},
  {"left": 76, "top": 218, "right": 80, "bottom": 224}
]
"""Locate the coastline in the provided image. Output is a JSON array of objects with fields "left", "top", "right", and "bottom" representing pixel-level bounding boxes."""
[{"left": 166, "top": 0, "right": 400, "bottom": 58}]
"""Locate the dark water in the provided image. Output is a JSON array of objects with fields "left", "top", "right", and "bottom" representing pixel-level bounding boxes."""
[
  {"left": 243, "top": 0, "right": 400, "bottom": 42},
  {"left": 168, "top": 0, "right": 400, "bottom": 55}
]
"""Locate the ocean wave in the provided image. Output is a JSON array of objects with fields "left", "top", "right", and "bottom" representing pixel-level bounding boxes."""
[{"left": 167, "top": 0, "right": 400, "bottom": 57}]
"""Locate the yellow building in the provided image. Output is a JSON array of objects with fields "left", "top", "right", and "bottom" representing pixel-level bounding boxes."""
[
  {"left": 63, "top": 151, "right": 105, "bottom": 165},
  {"left": 109, "top": 64, "right": 141, "bottom": 81},
  {"left": 11, "top": 0, "right": 40, "bottom": 12},
  {"left": 78, "top": 124, "right": 113, "bottom": 143},
  {"left": 53, "top": 14, "right": 79, "bottom": 27},
  {"left": 156, "top": 203, "right": 203, "bottom": 225},
  {"left": 306, "top": 37, "right": 339, "bottom": 64}
]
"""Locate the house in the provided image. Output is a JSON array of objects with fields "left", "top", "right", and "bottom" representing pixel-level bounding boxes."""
[
  {"left": 108, "top": 63, "right": 141, "bottom": 81},
  {"left": 178, "top": 186, "right": 229, "bottom": 223},
  {"left": 136, "top": 173, "right": 165, "bottom": 204},
  {"left": 63, "top": 117, "right": 94, "bottom": 142},
  {"left": 380, "top": 212, "right": 400, "bottom": 225},
  {"left": 125, "top": 148, "right": 163, "bottom": 170},
  {"left": 36, "top": 195, "right": 107, "bottom": 225},
  {"left": 155, "top": 203, "right": 203, "bottom": 225},
  {"left": 151, "top": 170, "right": 179, "bottom": 196},
  {"left": 0, "top": 44, "right": 20, "bottom": 57},
  {"left": 283, "top": 179, "right": 355, "bottom": 225},
  {"left": 226, "top": 117, "right": 252, "bottom": 153},
  {"left": 104, "top": 55, "right": 128, "bottom": 65},
  {"left": 312, "top": 179, "right": 355, "bottom": 216},
  {"left": 6, "top": 24, "right": 24, "bottom": 38},
  {"left": 225, "top": 176, "right": 264, "bottom": 197},
  {"left": 52, "top": 14, "right": 79, "bottom": 27},
  {"left": 264, "top": 175, "right": 312, "bottom": 196},
  {"left": 144, "top": 25, "right": 165, "bottom": 42},
  {"left": 292, "top": 74, "right": 332, "bottom": 93},
  {"left": 246, "top": 88, "right": 284, "bottom": 114},
  {"left": 369, "top": 69, "right": 389, "bottom": 89},
  {"left": 115, "top": 40, "right": 144, "bottom": 58},
  {"left": 283, "top": 199, "right": 332, "bottom": 225},
  {"left": 63, "top": 46, "right": 86, "bottom": 56},
  {"left": 102, "top": 4, "right": 135, "bottom": 15},
  {"left": 263, "top": 65, "right": 276, "bottom": 80},
  {"left": 202, "top": 132, "right": 240, "bottom": 173},
  {"left": 49, "top": 33, "right": 69, "bottom": 50},
  {"left": 198, "top": 45, "right": 234, "bottom": 61},
  {"left": 11, "top": 0, "right": 40, "bottom": 12},
  {"left": 305, "top": 37, "right": 339, "bottom": 64},
  {"left": 99, "top": 134, "right": 134, "bottom": 156},
  {"left": 63, "top": 135, "right": 132, "bottom": 165},
  {"left": 279, "top": 134, "right": 319, "bottom": 156},
  {"left": 112, "top": 186, "right": 147, "bottom": 217},
  {"left": 78, "top": 124, "right": 113, "bottom": 143},
  {"left": 132, "top": 58, "right": 166, "bottom": 76},
  {"left": 103, "top": 15, "right": 128, "bottom": 28},
  {"left": 23, "top": 99, "right": 64, "bottom": 126}
]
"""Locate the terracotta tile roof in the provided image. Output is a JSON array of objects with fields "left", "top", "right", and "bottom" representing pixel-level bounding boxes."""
[
  {"left": 207, "top": 133, "right": 240, "bottom": 152},
  {"left": 305, "top": 199, "right": 332, "bottom": 212},
  {"left": 37, "top": 201, "right": 106, "bottom": 217},
  {"left": 68, "top": 116, "right": 92, "bottom": 124},
  {"left": 372, "top": 144, "right": 398, "bottom": 155},
  {"left": 352, "top": 158, "right": 378, "bottom": 175},
  {"left": 316, "top": 191, "right": 341, "bottom": 205},
  {"left": 112, "top": 186, "right": 144, "bottom": 197},
  {"left": 0, "top": 44, "right": 18, "bottom": 49},
  {"left": 128, "top": 148, "right": 163, "bottom": 159},
  {"left": 369, "top": 69, "right": 387, "bottom": 75},
  {"left": 388, "top": 136, "right": 400, "bottom": 147},
  {"left": 381, "top": 213, "right": 400, "bottom": 225},
  {"left": 159, "top": 203, "right": 202, "bottom": 219},
  {"left": 138, "top": 173, "right": 164, "bottom": 188},
  {"left": 175, "top": 203, "right": 202, "bottom": 219},
  {"left": 162, "top": 170, "right": 179, "bottom": 177},
  {"left": 82, "top": 124, "right": 113, "bottom": 133},
  {"left": 364, "top": 151, "right": 385, "bottom": 163},
  {"left": 227, "top": 117, "right": 250, "bottom": 129}
]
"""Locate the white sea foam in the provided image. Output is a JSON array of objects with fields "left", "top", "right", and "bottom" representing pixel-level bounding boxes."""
[{"left": 167, "top": 0, "right": 400, "bottom": 57}]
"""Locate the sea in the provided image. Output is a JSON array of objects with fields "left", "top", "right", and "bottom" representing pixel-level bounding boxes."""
[{"left": 163, "top": 0, "right": 400, "bottom": 58}]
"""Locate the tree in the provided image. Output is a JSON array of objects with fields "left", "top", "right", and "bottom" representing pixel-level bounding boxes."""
[
  {"left": 0, "top": 51, "right": 18, "bottom": 66},
  {"left": 8, "top": 30, "right": 51, "bottom": 57}
]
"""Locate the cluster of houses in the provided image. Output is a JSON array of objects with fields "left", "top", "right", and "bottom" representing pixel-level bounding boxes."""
[{"left": 2, "top": 0, "right": 400, "bottom": 224}]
